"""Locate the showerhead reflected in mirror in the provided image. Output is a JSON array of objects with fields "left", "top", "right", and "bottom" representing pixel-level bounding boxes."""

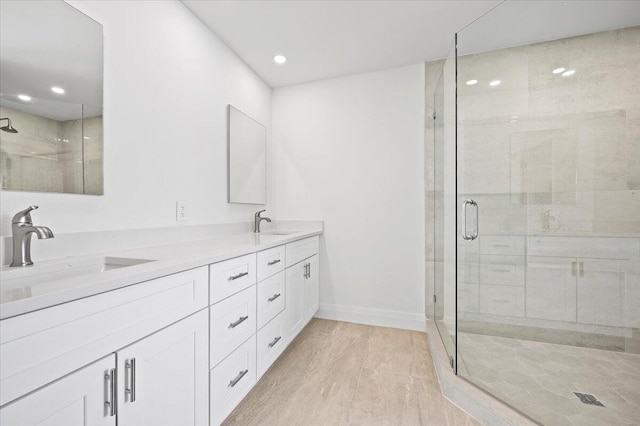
[{"left": 0, "top": 118, "right": 18, "bottom": 134}]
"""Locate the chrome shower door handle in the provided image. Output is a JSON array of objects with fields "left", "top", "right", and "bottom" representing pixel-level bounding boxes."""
[{"left": 461, "top": 199, "right": 479, "bottom": 241}]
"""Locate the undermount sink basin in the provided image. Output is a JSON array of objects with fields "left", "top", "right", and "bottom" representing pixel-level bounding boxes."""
[
  {"left": 259, "top": 230, "right": 299, "bottom": 236},
  {"left": 1, "top": 256, "right": 156, "bottom": 288}
]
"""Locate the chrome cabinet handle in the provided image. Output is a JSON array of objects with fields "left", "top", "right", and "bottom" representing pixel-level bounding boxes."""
[
  {"left": 125, "top": 358, "right": 136, "bottom": 402},
  {"left": 267, "top": 259, "right": 281, "bottom": 266},
  {"left": 228, "top": 271, "right": 248, "bottom": 281},
  {"left": 229, "top": 315, "right": 249, "bottom": 328},
  {"left": 268, "top": 336, "right": 282, "bottom": 348},
  {"left": 105, "top": 368, "right": 116, "bottom": 416},
  {"left": 229, "top": 369, "right": 249, "bottom": 387},
  {"left": 571, "top": 261, "right": 577, "bottom": 277},
  {"left": 461, "top": 199, "right": 479, "bottom": 241},
  {"left": 268, "top": 293, "right": 281, "bottom": 302},
  {"left": 304, "top": 263, "right": 310, "bottom": 279},
  {"left": 579, "top": 261, "right": 584, "bottom": 277}
]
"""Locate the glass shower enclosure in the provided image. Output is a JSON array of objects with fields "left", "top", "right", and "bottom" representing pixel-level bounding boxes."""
[{"left": 432, "top": 2, "right": 640, "bottom": 425}]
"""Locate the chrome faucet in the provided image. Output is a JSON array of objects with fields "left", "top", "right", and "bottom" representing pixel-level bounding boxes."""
[
  {"left": 253, "top": 209, "right": 271, "bottom": 233},
  {"left": 10, "top": 205, "right": 54, "bottom": 267}
]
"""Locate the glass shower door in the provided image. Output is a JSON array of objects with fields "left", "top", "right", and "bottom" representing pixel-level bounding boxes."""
[
  {"left": 433, "top": 40, "right": 457, "bottom": 371},
  {"left": 454, "top": 2, "right": 640, "bottom": 425}
]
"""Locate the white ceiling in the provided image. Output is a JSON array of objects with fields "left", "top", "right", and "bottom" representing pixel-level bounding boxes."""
[
  {"left": 183, "top": 0, "right": 640, "bottom": 88},
  {"left": 183, "top": 0, "right": 500, "bottom": 88},
  {"left": 0, "top": 0, "right": 103, "bottom": 121}
]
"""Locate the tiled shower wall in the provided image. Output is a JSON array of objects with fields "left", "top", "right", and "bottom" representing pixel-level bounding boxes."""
[
  {"left": 425, "top": 25, "right": 640, "bottom": 319},
  {"left": 0, "top": 106, "right": 103, "bottom": 194}
]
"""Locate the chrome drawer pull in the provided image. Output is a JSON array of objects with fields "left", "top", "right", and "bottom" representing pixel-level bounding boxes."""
[
  {"left": 125, "top": 358, "right": 136, "bottom": 402},
  {"left": 493, "top": 268, "right": 510, "bottom": 273},
  {"left": 268, "top": 336, "right": 282, "bottom": 348},
  {"left": 267, "top": 259, "right": 281, "bottom": 266},
  {"left": 105, "top": 368, "right": 117, "bottom": 416},
  {"left": 268, "top": 293, "right": 281, "bottom": 302},
  {"left": 229, "top": 315, "right": 249, "bottom": 328},
  {"left": 228, "top": 271, "right": 248, "bottom": 281},
  {"left": 493, "top": 244, "right": 509, "bottom": 248},
  {"left": 229, "top": 369, "right": 249, "bottom": 387}
]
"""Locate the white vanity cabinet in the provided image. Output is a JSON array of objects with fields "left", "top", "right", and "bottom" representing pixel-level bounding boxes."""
[
  {"left": 0, "top": 267, "right": 209, "bottom": 424},
  {"left": 116, "top": 310, "right": 209, "bottom": 426},
  {"left": 0, "top": 355, "right": 116, "bottom": 426},
  {"left": 284, "top": 238, "right": 320, "bottom": 345},
  {"left": 0, "top": 231, "right": 322, "bottom": 426}
]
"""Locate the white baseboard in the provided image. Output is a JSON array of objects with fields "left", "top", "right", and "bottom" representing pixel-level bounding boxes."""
[{"left": 315, "top": 303, "right": 426, "bottom": 332}]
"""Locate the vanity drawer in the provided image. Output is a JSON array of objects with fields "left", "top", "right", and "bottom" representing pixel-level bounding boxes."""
[
  {"left": 257, "top": 245, "right": 285, "bottom": 282},
  {"left": 210, "top": 335, "right": 256, "bottom": 426},
  {"left": 0, "top": 267, "right": 208, "bottom": 406},
  {"left": 479, "top": 255, "right": 524, "bottom": 286},
  {"left": 210, "top": 253, "right": 256, "bottom": 304},
  {"left": 257, "top": 271, "right": 286, "bottom": 329},
  {"left": 479, "top": 285, "right": 524, "bottom": 317},
  {"left": 210, "top": 286, "right": 257, "bottom": 367},
  {"left": 480, "top": 264, "right": 524, "bottom": 286},
  {"left": 480, "top": 236, "right": 524, "bottom": 256},
  {"left": 286, "top": 236, "right": 319, "bottom": 267},
  {"left": 257, "top": 311, "right": 286, "bottom": 379}
]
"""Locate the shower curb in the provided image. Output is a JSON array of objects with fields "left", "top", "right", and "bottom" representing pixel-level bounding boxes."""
[{"left": 425, "top": 320, "right": 539, "bottom": 426}]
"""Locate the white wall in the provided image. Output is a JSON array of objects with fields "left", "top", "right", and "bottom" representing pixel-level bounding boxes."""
[
  {"left": 0, "top": 0, "right": 271, "bottom": 236},
  {"left": 272, "top": 64, "right": 426, "bottom": 330}
]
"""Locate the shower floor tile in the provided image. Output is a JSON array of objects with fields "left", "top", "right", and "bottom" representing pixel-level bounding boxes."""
[{"left": 458, "top": 332, "right": 640, "bottom": 425}]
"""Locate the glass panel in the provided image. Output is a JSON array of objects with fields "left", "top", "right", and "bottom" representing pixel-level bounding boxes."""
[
  {"left": 433, "top": 40, "right": 457, "bottom": 370},
  {"left": 456, "top": 2, "right": 640, "bottom": 425}
]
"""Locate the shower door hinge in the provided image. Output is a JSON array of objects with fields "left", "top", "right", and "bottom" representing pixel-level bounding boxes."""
[
  {"left": 449, "top": 356, "right": 455, "bottom": 369},
  {"left": 433, "top": 112, "right": 436, "bottom": 120},
  {"left": 433, "top": 294, "right": 437, "bottom": 303}
]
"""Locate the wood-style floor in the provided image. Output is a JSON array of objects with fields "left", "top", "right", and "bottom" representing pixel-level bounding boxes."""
[{"left": 223, "top": 319, "right": 481, "bottom": 425}]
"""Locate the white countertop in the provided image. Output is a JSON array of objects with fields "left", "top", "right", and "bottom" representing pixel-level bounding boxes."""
[{"left": 0, "top": 229, "right": 322, "bottom": 320}]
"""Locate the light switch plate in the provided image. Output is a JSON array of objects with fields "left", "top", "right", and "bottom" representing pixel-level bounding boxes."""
[{"left": 176, "top": 201, "right": 188, "bottom": 221}]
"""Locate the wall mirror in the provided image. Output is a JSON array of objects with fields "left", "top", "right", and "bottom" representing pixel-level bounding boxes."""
[
  {"left": 0, "top": 0, "right": 103, "bottom": 195},
  {"left": 228, "top": 105, "right": 266, "bottom": 204}
]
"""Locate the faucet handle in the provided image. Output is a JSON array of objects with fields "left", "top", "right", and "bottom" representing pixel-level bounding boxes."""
[
  {"left": 255, "top": 209, "right": 266, "bottom": 218},
  {"left": 12, "top": 205, "right": 38, "bottom": 225}
]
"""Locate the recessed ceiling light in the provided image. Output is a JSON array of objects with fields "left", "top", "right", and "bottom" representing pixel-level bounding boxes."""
[
  {"left": 489, "top": 80, "right": 501, "bottom": 86},
  {"left": 273, "top": 54, "right": 287, "bottom": 64},
  {"left": 562, "top": 70, "right": 575, "bottom": 77},
  {"left": 51, "top": 86, "right": 65, "bottom": 94},
  {"left": 83, "top": 136, "right": 90, "bottom": 140},
  {"left": 466, "top": 79, "right": 478, "bottom": 86},
  {"left": 510, "top": 119, "right": 518, "bottom": 123},
  {"left": 17, "top": 94, "right": 32, "bottom": 102},
  {"left": 552, "top": 67, "right": 566, "bottom": 74}
]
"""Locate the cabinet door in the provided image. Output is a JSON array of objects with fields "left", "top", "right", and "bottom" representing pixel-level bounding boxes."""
[
  {"left": 526, "top": 256, "right": 576, "bottom": 322},
  {"left": 0, "top": 355, "right": 116, "bottom": 426},
  {"left": 304, "top": 254, "right": 320, "bottom": 322},
  {"left": 117, "top": 310, "right": 208, "bottom": 426},
  {"left": 284, "top": 261, "right": 306, "bottom": 344},
  {"left": 578, "top": 259, "right": 625, "bottom": 327}
]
